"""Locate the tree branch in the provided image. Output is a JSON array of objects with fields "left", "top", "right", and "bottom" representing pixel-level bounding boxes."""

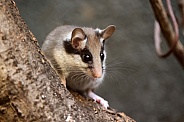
[{"left": 150, "top": 0, "right": 184, "bottom": 68}]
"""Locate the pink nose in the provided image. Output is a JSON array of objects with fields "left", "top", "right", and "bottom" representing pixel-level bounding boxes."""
[{"left": 93, "top": 69, "right": 102, "bottom": 78}]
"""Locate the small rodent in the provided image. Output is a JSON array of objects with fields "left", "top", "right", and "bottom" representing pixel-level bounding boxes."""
[{"left": 42, "top": 25, "right": 116, "bottom": 108}]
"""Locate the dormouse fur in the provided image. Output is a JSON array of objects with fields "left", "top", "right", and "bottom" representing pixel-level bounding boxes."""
[{"left": 42, "top": 25, "right": 115, "bottom": 92}]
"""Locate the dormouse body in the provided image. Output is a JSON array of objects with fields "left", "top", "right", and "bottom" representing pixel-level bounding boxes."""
[{"left": 42, "top": 25, "right": 115, "bottom": 108}]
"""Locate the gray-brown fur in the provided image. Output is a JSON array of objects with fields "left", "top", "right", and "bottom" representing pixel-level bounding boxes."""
[{"left": 41, "top": 25, "right": 115, "bottom": 107}]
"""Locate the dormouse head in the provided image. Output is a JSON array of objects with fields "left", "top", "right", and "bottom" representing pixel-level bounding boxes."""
[{"left": 68, "top": 25, "right": 116, "bottom": 79}]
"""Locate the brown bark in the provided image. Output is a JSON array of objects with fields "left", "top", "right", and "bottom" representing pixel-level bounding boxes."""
[
  {"left": 0, "top": 0, "right": 135, "bottom": 121},
  {"left": 150, "top": 0, "right": 184, "bottom": 68}
]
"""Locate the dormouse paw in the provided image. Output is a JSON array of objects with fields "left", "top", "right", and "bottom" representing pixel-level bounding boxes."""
[
  {"left": 88, "top": 91, "right": 109, "bottom": 109},
  {"left": 96, "top": 97, "right": 109, "bottom": 109}
]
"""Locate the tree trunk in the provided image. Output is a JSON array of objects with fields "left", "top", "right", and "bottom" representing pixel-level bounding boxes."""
[{"left": 0, "top": 0, "right": 135, "bottom": 121}]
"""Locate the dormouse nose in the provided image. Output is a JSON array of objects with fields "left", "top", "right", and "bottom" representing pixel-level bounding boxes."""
[{"left": 92, "top": 68, "right": 102, "bottom": 78}]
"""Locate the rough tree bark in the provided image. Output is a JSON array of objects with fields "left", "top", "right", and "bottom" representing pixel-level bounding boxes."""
[{"left": 0, "top": 0, "right": 135, "bottom": 121}]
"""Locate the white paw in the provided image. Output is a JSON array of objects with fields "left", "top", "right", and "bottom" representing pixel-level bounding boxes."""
[
  {"left": 96, "top": 97, "right": 109, "bottom": 109},
  {"left": 88, "top": 91, "right": 109, "bottom": 109}
]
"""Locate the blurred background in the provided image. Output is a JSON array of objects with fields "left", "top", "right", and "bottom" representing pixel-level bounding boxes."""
[{"left": 14, "top": 0, "right": 184, "bottom": 122}]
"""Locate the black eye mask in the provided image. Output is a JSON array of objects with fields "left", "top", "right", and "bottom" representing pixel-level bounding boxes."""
[
  {"left": 63, "top": 41, "right": 80, "bottom": 54},
  {"left": 81, "top": 48, "right": 93, "bottom": 64}
]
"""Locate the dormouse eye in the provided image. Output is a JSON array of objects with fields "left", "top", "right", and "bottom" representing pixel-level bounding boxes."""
[
  {"left": 100, "top": 52, "right": 105, "bottom": 61},
  {"left": 82, "top": 53, "right": 92, "bottom": 63}
]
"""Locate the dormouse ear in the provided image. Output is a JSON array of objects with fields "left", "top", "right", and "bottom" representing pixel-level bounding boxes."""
[
  {"left": 71, "top": 28, "right": 86, "bottom": 49},
  {"left": 101, "top": 25, "right": 116, "bottom": 40}
]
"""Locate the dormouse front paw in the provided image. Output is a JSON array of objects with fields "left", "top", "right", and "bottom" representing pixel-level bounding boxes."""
[{"left": 88, "top": 91, "right": 109, "bottom": 109}]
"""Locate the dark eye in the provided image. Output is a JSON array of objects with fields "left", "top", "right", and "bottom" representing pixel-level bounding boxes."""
[
  {"left": 82, "top": 53, "right": 92, "bottom": 63},
  {"left": 100, "top": 52, "right": 105, "bottom": 61}
]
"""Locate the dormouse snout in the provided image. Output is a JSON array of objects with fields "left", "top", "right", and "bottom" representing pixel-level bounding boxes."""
[{"left": 92, "top": 67, "right": 102, "bottom": 78}]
